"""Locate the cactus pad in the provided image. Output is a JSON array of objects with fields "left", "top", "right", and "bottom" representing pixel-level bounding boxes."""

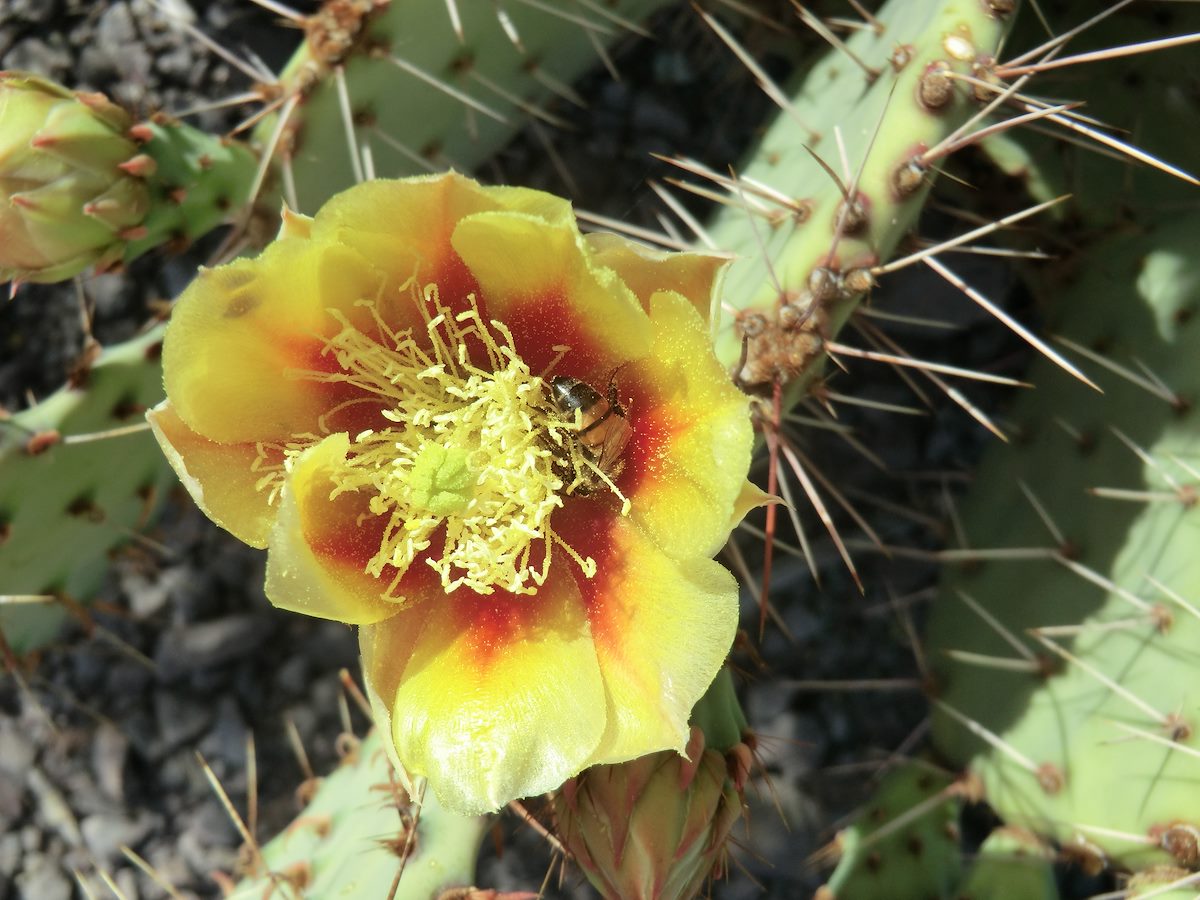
[
  {"left": 928, "top": 213, "right": 1200, "bottom": 870},
  {"left": 817, "top": 763, "right": 964, "bottom": 900},
  {"left": 0, "top": 326, "right": 173, "bottom": 653},
  {"left": 702, "top": 0, "right": 1015, "bottom": 388},
  {"left": 231, "top": 728, "right": 490, "bottom": 899}
]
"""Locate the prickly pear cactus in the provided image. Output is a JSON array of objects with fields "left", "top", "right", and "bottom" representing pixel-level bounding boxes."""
[
  {"left": 231, "top": 728, "right": 491, "bottom": 899},
  {"left": 5, "top": 1, "right": 677, "bottom": 283},
  {"left": 119, "top": 115, "right": 257, "bottom": 264},
  {"left": 1124, "top": 868, "right": 1200, "bottom": 899},
  {"left": 0, "top": 71, "right": 256, "bottom": 284},
  {"left": 0, "top": 326, "right": 173, "bottom": 653},
  {"left": 979, "top": 0, "right": 1200, "bottom": 226},
  {"left": 816, "top": 762, "right": 965, "bottom": 900},
  {"left": 955, "top": 827, "right": 1059, "bottom": 900},
  {"left": 255, "top": 0, "right": 675, "bottom": 212},
  {"left": 926, "top": 213, "right": 1200, "bottom": 872},
  {"left": 706, "top": 0, "right": 1016, "bottom": 388}
]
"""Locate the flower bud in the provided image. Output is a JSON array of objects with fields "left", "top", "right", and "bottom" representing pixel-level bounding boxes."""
[
  {"left": 0, "top": 72, "right": 150, "bottom": 284},
  {"left": 553, "top": 727, "right": 745, "bottom": 900}
]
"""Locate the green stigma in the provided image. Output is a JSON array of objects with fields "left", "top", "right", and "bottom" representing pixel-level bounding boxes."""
[{"left": 408, "top": 443, "right": 473, "bottom": 517}]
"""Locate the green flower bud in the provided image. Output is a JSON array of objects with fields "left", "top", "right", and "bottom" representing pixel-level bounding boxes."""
[
  {"left": 553, "top": 727, "right": 746, "bottom": 900},
  {"left": 0, "top": 71, "right": 150, "bottom": 284}
]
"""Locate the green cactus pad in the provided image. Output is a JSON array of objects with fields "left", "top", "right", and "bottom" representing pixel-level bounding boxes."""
[
  {"left": 0, "top": 326, "right": 173, "bottom": 653},
  {"left": 978, "top": 1, "right": 1200, "bottom": 227},
  {"left": 818, "top": 763, "right": 964, "bottom": 900},
  {"left": 927, "top": 214, "right": 1200, "bottom": 870},
  {"left": 1125, "top": 868, "right": 1200, "bottom": 899},
  {"left": 230, "top": 728, "right": 490, "bottom": 899},
  {"left": 956, "top": 827, "right": 1058, "bottom": 900},
  {"left": 704, "top": 0, "right": 1015, "bottom": 387},
  {"left": 123, "top": 118, "right": 258, "bottom": 264},
  {"left": 257, "top": 0, "right": 675, "bottom": 213}
]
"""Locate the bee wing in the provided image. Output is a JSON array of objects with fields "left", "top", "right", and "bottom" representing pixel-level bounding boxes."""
[{"left": 597, "top": 418, "right": 633, "bottom": 472}]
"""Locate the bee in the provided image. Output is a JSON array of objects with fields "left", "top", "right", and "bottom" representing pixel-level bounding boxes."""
[{"left": 549, "top": 373, "right": 632, "bottom": 476}]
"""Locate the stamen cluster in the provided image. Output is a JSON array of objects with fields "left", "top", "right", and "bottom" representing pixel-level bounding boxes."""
[{"left": 265, "top": 281, "right": 593, "bottom": 597}]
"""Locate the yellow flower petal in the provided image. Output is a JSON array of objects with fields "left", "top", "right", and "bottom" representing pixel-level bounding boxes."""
[
  {"left": 312, "top": 172, "right": 499, "bottom": 311},
  {"left": 360, "top": 568, "right": 607, "bottom": 815},
  {"left": 585, "top": 232, "right": 728, "bottom": 324},
  {"left": 147, "top": 400, "right": 274, "bottom": 548},
  {"left": 263, "top": 433, "right": 398, "bottom": 625},
  {"left": 573, "top": 515, "right": 739, "bottom": 766},
  {"left": 451, "top": 210, "right": 651, "bottom": 377},
  {"left": 730, "top": 480, "right": 777, "bottom": 532},
  {"left": 621, "top": 290, "right": 754, "bottom": 559},
  {"left": 164, "top": 237, "right": 389, "bottom": 444}
]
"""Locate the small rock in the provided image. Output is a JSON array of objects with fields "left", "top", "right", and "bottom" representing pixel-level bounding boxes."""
[
  {"left": 105, "top": 659, "right": 154, "bottom": 706},
  {"left": 154, "top": 615, "right": 273, "bottom": 681},
  {"left": 275, "top": 654, "right": 311, "bottom": 699},
  {"left": 177, "top": 801, "right": 238, "bottom": 877},
  {"left": 60, "top": 768, "right": 110, "bottom": 819},
  {"left": 26, "top": 768, "right": 82, "bottom": 848},
  {"left": 81, "top": 810, "right": 159, "bottom": 863},
  {"left": 5, "top": 0, "right": 60, "bottom": 23},
  {"left": 631, "top": 94, "right": 690, "bottom": 144},
  {"left": 80, "top": 3, "right": 151, "bottom": 86},
  {"left": 0, "top": 832, "right": 22, "bottom": 877},
  {"left": 153, "top": 691, "right": 213, "bottom": 754},
  {"left": 143, "top": 843, "right": 193, "bottom": 894},
  {"left": 113, "top": 866, "right": 141, "bottom": 900},
  {"left": 123, "top": 565, "right": 189, "bottom": 620},
  {"left": 15, "top": 853, "right": 72, "bottom": 900},
  {"left": 198, "top": 698, "right": 246, "bottom": 771},
  {"left": 0, "top": 720, "right": 35, "bottom": 777},
  {"left": 68, "top": 644, "right": 108, "bottom": 691},
  {"left": 155, "top": 754, "right": 196, "bottom": 796},
  {"left": 1, "top": 35, "right": 72, "bottom": 78},
  {"left": 155, "top": 44, "right": 195, "bottom": 80},
  {"left": 0, "top": 774, "right": 25, "bottom": 823},
  {"left": 92, "top": 723, "right": 129, "bottom": 802},
  {"left": 118, "top": 711, "right": 158, "bottom": 760},
  {"left": 82, "top": 272, "right": 129, "bottom": 321}
]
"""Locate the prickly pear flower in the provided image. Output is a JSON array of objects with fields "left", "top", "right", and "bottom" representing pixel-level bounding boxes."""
[
  {"left": 148, "top": 173, "right": 754, "bottom": 815},
  {"left": 0, "top": 71, "right": 150, "bottom": 284}
]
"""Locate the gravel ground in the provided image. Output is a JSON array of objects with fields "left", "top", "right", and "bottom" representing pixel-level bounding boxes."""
[{"left": 0, "top": 2, "right": 1031, "bottom": 898}]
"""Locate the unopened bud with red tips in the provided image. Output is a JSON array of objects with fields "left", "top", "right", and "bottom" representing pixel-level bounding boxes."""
[
  {"left": 553, "top": 725, "right": 747, "bottom": 900},
  {"left": 0, "top": 71, "right": 151, "bottom": 284}
]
